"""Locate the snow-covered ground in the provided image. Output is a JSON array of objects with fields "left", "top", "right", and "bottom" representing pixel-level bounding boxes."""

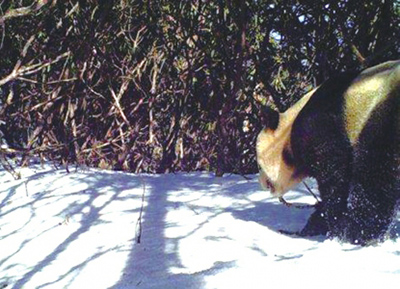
[{"left": 1, "top": 164, "right": 400, "bottom": 289}]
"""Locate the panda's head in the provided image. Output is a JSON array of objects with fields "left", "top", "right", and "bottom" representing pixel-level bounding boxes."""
[{"left": 256, "top": 89, "right": 315, "bottom": 197}]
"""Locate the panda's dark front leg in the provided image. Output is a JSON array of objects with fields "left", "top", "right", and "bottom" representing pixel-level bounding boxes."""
[
  {"left": 300, "top": 182, "right": 349, "bottom": 238},
  {"left": 298, "top": 201, "right": 328, "bottom": 236},
  {"left": 292, "top": 113, "right": 353, "bottom": 238},
  {"left": 298, "top": 139, "right": 352, "bottom": 237},
  {"left": 322, "top": 184, "right": 351, "bottom": 238}
]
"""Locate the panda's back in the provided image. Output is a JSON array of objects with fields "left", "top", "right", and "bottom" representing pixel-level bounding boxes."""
[{"left": 344, "top": 60, "right": 400, "bottom": 145}]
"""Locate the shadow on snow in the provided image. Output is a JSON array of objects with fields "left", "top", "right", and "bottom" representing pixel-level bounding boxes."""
[{"left": 1, "top": 166, "right": 398, "bottom": 289}]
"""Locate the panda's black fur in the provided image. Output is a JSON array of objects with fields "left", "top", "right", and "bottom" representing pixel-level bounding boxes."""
[{"left": 258, "top": 61, "right": 400, "bottom": 245}]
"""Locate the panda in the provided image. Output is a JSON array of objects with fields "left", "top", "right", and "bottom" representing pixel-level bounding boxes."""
[{"left": 257, "top": 60, "right": 400, "bottom": 245}]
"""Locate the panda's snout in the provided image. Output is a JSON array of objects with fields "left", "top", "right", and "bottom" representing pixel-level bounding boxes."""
[{"left": 259, "top": 172, "right": 275, "bottom": 193}]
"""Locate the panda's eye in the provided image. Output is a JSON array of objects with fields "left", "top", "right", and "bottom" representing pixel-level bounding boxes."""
[{"left": 283, "top": 148, "right": 295, "bottom": 166}]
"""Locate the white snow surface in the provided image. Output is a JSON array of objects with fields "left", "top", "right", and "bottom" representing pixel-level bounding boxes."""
[{"left": 1, "top": 164, "right": 400, "bottom": 289}]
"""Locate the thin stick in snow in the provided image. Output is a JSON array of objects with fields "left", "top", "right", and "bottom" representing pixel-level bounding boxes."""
[
  {"left": 302, "top": 181, "right": 320, "bottom": 203},
  {"left": 278, "top": 181, "right": 320, "bottom": 209},
  {"left": 135, "top": 176, "right": 146, "bottom": 244}
]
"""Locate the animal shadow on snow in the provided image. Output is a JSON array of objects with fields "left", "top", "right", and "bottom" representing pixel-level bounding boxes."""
[
  {"left": 222, "top": 178, "right": 326, "bottom": 242},
  {"left": 229, "top": 178, "right": 400, "bottom": 243}
]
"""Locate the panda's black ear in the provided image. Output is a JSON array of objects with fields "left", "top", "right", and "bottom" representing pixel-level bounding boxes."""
[{"left": 260, "top": 106, "right": 280, "bottom": 130}]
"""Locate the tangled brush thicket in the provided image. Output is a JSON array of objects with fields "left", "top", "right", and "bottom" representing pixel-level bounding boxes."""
[{"left": 0, "top": 1, "right": 399, "bottom": 176}]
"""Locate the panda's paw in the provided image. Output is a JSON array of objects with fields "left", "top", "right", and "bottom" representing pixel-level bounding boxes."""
[
  {"left": 299, "top": 223, "right": 328, "bottom": 237},
  {"left": 278, "top": 225, "right": 327, "bottom": 238},
  {"left": 299, "top": 208, "right": 329, "bottom": 236},
  {"left": 278, "top": 218, "right": 328, "bottom": 237},
  {"left": 278, "top": 229, "right": 302, "bottom": 236}
]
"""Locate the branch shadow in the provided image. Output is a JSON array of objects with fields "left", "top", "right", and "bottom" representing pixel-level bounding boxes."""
[
  {"left": 0, "top": 165, "right": 142, "bottom": 289},
  {"left": 1, "top": 167, "right": 238, "bottom": 289},
  {"left": 3, "top": 166, "right": 396, "bottom": 289},
  {"left": 112, "top": 173, "right": 231, "bottom": 289},
  {"left": 113, "top": 175, "right": 323, "bottom": 288}
]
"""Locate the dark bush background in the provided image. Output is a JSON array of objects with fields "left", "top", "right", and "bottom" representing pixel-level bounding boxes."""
[{"left": 0, "top": 0, "right": 399, "bottom": 175}]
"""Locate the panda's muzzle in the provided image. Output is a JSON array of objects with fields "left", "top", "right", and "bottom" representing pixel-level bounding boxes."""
[
  {"left": 259, "top": 171, "right": 276, "bottom": 193},
  {"left": 263, "top": 178, "right": 274, "bottom": 191}
]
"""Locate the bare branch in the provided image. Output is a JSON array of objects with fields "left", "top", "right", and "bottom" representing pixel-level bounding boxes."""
[
  {"left": 109, "top": 86, "right": 131, "bottom": 127},
  {"left": 0, "top": 50, "right": 71, "bottom": 87},
  {"left": 0, "top": 0, "right": 49, "bottom": 25}
]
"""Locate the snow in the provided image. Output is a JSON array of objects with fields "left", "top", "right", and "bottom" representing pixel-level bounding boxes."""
[{"left": 1, "top": 164, "right": 400, "bottom": 289}]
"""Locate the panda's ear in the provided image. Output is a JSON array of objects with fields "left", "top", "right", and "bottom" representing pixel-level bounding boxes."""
[{"left": 260, "top": 106, "right": 280, "bottom": 130}]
